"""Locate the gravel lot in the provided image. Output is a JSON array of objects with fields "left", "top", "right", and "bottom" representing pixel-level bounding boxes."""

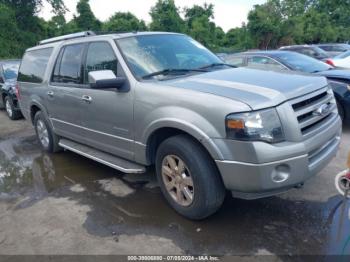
[{"left": 0, "top": 111, "right": 350, "bottom": 257}]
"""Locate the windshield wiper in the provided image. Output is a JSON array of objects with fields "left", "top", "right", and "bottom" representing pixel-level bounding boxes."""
[
  {"left": 199, "top": 63, "right": 236, "bottom": 70},
  {"left": 141, "top": 68, "right": 206, "bottom": 79}
]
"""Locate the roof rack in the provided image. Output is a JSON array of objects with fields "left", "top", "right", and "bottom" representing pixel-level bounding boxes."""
[{"left": 39, "top": 31, "right": 96, "bottom": 45}]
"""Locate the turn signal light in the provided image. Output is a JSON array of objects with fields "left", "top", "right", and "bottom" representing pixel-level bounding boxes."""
[{"left": 226, "top": 119, "right": 245, "bottom": 129}]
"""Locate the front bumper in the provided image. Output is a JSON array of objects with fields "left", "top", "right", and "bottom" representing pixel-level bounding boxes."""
[{"left": 214, "top": 115, "right": 342, "bottom": 199}]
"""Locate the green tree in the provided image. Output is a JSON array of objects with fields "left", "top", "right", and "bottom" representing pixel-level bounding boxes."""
[
  {"left": 225, "top": 24, "right": 252, "bottom": 51},
  {"left": 149, "top": 0, "right": 185, "bottom": 32},
  {"left": 247, "top": 0, "right": 283, "bottom": 49},
  {"left": 302, "top": 8, "right": 337, "bottom": 43},
  {"left": 74, "top": 0, "right": 101, "bottom": 31},
  {"left": 184, "top": 4, "right": 216, "bottom": 48},
  {"left": 103, "top": 12, "right": 147, "bottom": 32},
  {"left": 0, "top": 3, "right": 20, "bottom": 58}
]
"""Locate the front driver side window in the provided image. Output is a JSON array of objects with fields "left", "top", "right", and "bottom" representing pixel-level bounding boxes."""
[
  {"left": 52, "top": 44, "right": 85, "bottom": 84},
  {"left": 85, "top": 42, "right": 118, "bottom": 83}
]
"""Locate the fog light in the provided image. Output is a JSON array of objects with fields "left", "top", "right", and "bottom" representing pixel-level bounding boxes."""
[{"left": 272, "top": 165, "right": 290, "bottom": 183}]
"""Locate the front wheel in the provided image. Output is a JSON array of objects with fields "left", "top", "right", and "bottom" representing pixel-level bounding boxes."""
[{"left": 155, "top": 135, "right": 226, "bottom": 220}]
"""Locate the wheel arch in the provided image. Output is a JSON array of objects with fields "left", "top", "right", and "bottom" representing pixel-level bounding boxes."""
[
  {"left": 29, "top": 101, "right": 50, "bottom": 125},
  {"left": 144, "top": 120, "right": 224, "bottom": 165}
]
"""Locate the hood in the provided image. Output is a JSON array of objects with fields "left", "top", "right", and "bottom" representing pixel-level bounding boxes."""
[
  {"left": 315, "top": 69, "right": 350, "bottom": 81},
  {"left": 161, "top": 68, "right": 328, "bottom": 110}
]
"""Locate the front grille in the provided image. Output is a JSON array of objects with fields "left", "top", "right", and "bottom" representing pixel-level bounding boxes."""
[{"left": 290, "top": 87, "right": 337, "bottom": 136}]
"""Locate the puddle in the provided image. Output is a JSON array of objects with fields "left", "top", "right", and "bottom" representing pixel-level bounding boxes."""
[{"left": 1, "top": 133, "right": 350, "bottom": 255}]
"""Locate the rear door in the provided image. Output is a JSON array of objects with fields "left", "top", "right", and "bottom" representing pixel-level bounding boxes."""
[
  {"left": 48, "top": 43, "right": 87, "bottom": 142},
  {"left": 78, "top": 41, "right": 134, "bottom": 160}
]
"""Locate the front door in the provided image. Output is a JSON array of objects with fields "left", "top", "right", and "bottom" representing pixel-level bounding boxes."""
[{"left": 78, "top": 41, "right": 134, "bottom": 160}]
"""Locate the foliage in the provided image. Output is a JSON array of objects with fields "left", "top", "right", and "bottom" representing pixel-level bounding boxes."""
[
  {"left": 149, "top": 0, "right": 185, "bottom": 32},
  {"left": 103, "top": 12, "right": 147, "bottom": 32},
  {"left": 74, "top": 0, "right": 101, "bottom": 31},
  {"left": 1, "top": 0, "right": 350, "bottom": 59}
]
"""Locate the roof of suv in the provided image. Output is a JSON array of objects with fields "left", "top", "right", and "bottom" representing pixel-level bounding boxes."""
[{"left": 27, "top": 31, "right": 182, "bottom": 52}]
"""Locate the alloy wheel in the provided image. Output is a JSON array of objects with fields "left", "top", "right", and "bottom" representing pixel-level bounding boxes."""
[
  {"left": 36, "top": 120, "right": 50, "bottom": 148},
  {"left": 161, "top": 155, "right": 194, "bottom": 206}
]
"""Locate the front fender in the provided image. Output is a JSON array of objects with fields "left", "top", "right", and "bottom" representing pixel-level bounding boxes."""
[{"left": 139, "top": 107, "right": 225, "bottom": 161}]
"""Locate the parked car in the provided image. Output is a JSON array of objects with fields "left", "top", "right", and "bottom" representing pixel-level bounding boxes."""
[
  {"left": 279, "top": 45, "right": 334, "bottom": 66},
  {"left": 316, "top": 43, "right": 350, "bottom": 57},
  {"left": 328, "top": 51, "right": 350, "bottom": 69},
  {"left": 18, "top": 32, "right": 341, "bottom": 219},
  {"left": 0, "top": 59, "right": 23, "bottom": 120},
  {"left": 223, "top": 51, "right": 350, "bottom": 122}
]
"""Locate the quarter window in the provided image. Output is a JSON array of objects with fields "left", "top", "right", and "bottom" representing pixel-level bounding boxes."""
[
  {"left": 18, "top": 48, "right": 53, "bottom": 83},
  {"left": 52, "top": 44, "right": 85, "bottom": 84},
  {"left": 85, "top": 42, "right": 118, "bottom": 83}
]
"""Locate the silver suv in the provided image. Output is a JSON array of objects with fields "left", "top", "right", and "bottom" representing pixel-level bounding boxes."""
[{"left": 18, "top": 32, "right": 342, "bottom": 219}]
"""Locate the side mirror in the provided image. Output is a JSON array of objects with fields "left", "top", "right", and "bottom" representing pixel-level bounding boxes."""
[{"left": 88, "top": 70, "right": 127, "bottom": 91}]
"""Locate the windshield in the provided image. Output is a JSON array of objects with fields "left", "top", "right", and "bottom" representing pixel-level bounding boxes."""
[
  {"left": 2, "top": 62, "right": 20, "bottom": 80},
  {"left": 275, "top": 52, "right": 332, "bottom": 73},
  {"left": 116, "top": 34, "right": 222, "bottom": 79}
]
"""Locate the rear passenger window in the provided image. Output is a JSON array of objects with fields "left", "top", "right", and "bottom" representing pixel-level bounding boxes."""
[
  {"left": 84, "top": 42, "right": 118, "bottom": 83},
  {"left": 52, "top": 44, "right": 85, "bottom": 84},
  {"left": 18, "top": 48, "right": 53, "bottom": 83}
]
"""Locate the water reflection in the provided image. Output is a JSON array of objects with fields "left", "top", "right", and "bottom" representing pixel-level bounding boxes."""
[{"left": 1, "top": 136, "right": 350, "bottom": 255}]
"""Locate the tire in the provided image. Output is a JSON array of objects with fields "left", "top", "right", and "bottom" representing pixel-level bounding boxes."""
[
  {"left": 155, "top": 134, "right": 226, "bottom": 220},
  {"left": 34, "top": 111, "right": 62, "bottom": 153},
  {"left": 4, "top": 96, "right": 22, "bottom": 120},
  {"left": 337, "top": 101, "right": 345, "bottom": 122}
]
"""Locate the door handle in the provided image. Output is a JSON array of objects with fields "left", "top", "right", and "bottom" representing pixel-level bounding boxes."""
[
  {"left": 47, "top": 91, "right": 54, "bottom": 97},
  {"left": 81, "top": 95, "right": 92, "bottom": 103}
]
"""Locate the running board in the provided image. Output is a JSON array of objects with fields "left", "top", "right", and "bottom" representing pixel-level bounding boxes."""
[{"left": 58, "top": 139, "right": 146, "bottom": 174}]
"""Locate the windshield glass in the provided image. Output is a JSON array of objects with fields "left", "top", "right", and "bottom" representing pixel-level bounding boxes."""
[
  {"left": 275, "top": 52, "right": 332, "bottom": 73},
  {"left": 116, "top": 34, "right": 222, "bottom": 79},
  {"left": 2, "top": 62, "right": 20, "bottom": 80}
]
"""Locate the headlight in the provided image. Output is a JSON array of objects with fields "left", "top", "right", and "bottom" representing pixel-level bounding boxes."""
[
  {"left": 225, "top": 108, "right": 285, "bottom": 143},
  {"left": 348, "top": 85, "right": 350, "bottom": 92}
]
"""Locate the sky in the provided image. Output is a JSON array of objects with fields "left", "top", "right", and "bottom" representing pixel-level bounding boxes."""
[{"left": 40, "top": 0, "right": 266, "bottom": 32}]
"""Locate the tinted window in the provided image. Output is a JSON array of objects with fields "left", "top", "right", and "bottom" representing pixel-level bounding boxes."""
[
  {"left": 85, "top": 42, "right": 118, "bottom": 83},
  {"left": 52, "top": 44, "right": 84, "bottom": 84},
  {"left": 332, "top": 45, "right": 349, "bottom": 52},
  {"left": 18, "top": 48, "right": 53, "bottom": 83},
  {"left": 275, "top": 52, "right": 332, "bottom": 73},
  {"left": 319, "top": 46, "right": 332, "bottom": 51},
  {"left": 247, "top": 56, "right": 286, "bottom": 71}
]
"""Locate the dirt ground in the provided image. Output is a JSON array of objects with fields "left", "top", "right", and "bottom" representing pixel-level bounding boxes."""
[{"left": 0, "top": 111, "right": 350, "bottom": 257}]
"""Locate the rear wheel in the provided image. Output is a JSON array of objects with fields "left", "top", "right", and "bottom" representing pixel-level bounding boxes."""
[
  {"left": 5, "top": 96, "right": 22, "bottom": 120},
  {"left": 155, "top": 135, "right": 226, "bottom": 220},
  {"left": 34, "top": 111, "right": 62, "bottom": 153}
]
